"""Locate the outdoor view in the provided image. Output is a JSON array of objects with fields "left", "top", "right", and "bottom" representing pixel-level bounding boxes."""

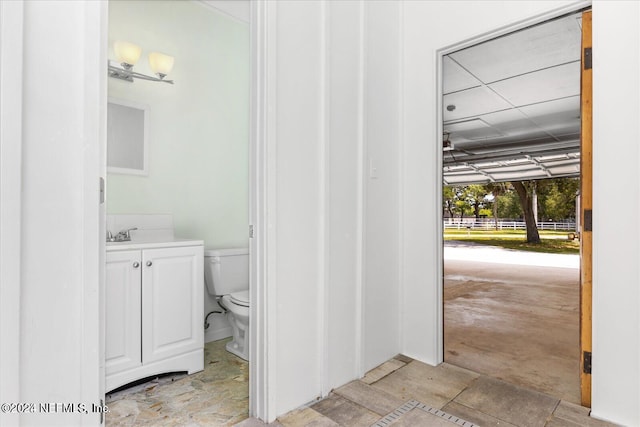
[
  {"left": 441, "top": 10, "right": 585, "bottom": 406},
  {"left": 443, "top": 178, "right": 580, "bottom": 254}
]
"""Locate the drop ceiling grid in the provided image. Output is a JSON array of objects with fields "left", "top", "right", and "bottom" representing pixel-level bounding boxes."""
[
  {"left": 487, "top": 61, "right": 581, "bottom": 107},
  {"left": 447, "top": 14, "right": 582, "bottom": 85},
  {"left": 442, "top": 11, "right": 583, "bottom": 185}
]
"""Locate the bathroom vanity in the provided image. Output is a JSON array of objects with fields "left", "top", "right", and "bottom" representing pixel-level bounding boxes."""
[{"left": 105, "top": 238, "right": 204, "bottom": 392}]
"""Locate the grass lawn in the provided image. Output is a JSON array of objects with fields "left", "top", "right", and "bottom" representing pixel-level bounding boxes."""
[{"left": 444, "top": 230, "right": 580, "bottom": 254}]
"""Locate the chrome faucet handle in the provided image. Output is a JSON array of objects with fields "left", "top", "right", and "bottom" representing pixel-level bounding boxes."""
[
  {"left": 124, "top": 227, "right": 138, "bottom": 239},
  {"left": 113, "top": 227, "right": 137, "bottom": 242}
]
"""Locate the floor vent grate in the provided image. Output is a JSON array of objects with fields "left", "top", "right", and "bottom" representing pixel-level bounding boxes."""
[{"left": 371, "top": 400, "right": 478, "bottom": 427}]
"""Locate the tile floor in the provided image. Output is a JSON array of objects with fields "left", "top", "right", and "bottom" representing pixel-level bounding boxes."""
[
  {"left": 105, "top": 338, "right": 249, "bottom": 426},
  {"left": 104, "top": 338, "right": 618, "bottom": 427},
  {"left": 238, "top": 355, "right": 619, "bottom": 427}
]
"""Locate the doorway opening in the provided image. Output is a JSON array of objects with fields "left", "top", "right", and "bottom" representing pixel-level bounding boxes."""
[
  {"left": 440, "top": 8, "right": 591, "bottom": 405},
  {"left": 102, "top": 0, "right": 252, "bottom": 424}
]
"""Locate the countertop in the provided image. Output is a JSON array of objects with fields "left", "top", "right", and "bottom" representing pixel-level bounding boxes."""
[{"left": 106, "top": 237, "right": 204, "bottom": 251}]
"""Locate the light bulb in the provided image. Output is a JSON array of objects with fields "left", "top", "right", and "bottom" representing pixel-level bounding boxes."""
[
  {"left": 114, "top": 41, "right": 142, "bottom": 68},
  {"left": 148, "top": 52, "right": 175, "bottom": 79}
]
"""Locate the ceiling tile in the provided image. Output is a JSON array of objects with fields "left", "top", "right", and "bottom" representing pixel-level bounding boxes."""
[
  {"left": 479, "top": 109, "right": 540, "bottom": 135},
  {"left": 443, "top": 56, "right": 482, "bottom": 94},
  {"left": 444, "top": 118, "right": 503, "bottom": 142},
  {"left": 449, "top": 14, "right": 582, "bottom": 83},
  {"left": 488, "top": 61, "right": 580, "bottom": 107},
  {"left": 519, "top": 95, "right": 580, "bottom": 122},
  {"left": 519, "top": 96, "right": 580, "bottom": 137},
  {"left": 452, "top": 130, "right": 551, "bottom": 151},
  {"left": 443, "top": 86, "right": 512, "bottom": 122}
]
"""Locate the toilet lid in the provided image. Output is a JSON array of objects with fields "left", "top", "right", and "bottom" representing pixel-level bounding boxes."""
[{"left": 229, "top": 290, "right": 250, "bottom": 307}]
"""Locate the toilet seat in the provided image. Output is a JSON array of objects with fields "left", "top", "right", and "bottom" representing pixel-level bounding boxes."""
[{"left": 229, "top": 290, "right": 249, "bottom": 307}]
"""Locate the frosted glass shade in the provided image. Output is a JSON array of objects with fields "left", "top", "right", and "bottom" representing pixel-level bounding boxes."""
[
  {"left": 114, "top": 41, "right": 141, "bottom": 66},
  {"left": 148, "top": 52, "right": 175, "bottom": 77}
]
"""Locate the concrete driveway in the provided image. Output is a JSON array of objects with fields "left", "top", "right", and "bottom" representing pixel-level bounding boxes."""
[{"left": 444, "top": 240, "right": 581, "bottom": 404}]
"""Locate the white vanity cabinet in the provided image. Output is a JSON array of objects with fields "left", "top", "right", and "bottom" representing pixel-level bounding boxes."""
[
  {"left": 105, "top": 240, "right": 204, "bottom": 392},
  {"left": 105, "top": 250, "right": 143, "bottom": 376}
]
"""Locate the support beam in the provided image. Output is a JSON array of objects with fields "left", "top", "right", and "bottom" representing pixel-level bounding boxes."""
[{"left": 526, "top": 155, "right": 553, "bottom": 178}]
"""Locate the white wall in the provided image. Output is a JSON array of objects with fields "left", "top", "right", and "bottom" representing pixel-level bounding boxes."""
[
  {"left": 402, "top": 1, "right": 640, "bottom": 425},
  {"left": 107, "top": 0, "right": 250, "bottom": 251},
  {"left": 591, "top": 2, "right": 640, "bottom": 424},
  {"left": 362, "top": 0, "right": 402, "bottom": 373},
  {"left": 0, "top": 3, "right": 23, "bottom": 426},
  {"left": 16, "top": 1, "right": 105, "bottom": 425},
  {"left": 260, "top": 0, "right": 403, "bottom": 417},
  {"left": 107, "top": 0, "right": 250, "bottom": 342},
  {"left": 199, "top": 0, "right": 250, "bottom": 23},
  {"left": 325, "top": 0, "right": 364, "bottom": 390},
  {"left": 271, "top": 0, "right": 325, "bottom": 411}
]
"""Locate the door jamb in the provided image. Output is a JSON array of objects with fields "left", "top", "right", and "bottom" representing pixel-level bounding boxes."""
[
  {"left": 0, "top": 3, "right": 24, "bottom": 426},
  {"left": 249, "top": 0, "right": 275, "bottom": 421},
  {"left": 579, "top": 9, "right": 593, "bottom": 407}
]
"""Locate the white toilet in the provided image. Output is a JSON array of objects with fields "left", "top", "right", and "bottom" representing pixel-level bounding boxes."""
[{"left": 204, "top": 248, "right": 250, "bottom": 361}]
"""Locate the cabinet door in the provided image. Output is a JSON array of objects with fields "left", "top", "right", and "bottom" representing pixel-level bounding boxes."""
[
  {"left": 142, "top": 246, "right": 203, "bottom": 364},
  {"left": 105, "top": 250, "right": 142, "bottom": 375}
]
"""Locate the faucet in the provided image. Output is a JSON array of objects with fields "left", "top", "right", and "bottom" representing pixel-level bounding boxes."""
[{"left": 113, "top": 227, "right": 138, "bottom": 242}]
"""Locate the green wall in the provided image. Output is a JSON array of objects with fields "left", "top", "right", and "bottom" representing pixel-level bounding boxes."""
[{"left": 107, "top": 0, "right": 249, "bottom": 249}]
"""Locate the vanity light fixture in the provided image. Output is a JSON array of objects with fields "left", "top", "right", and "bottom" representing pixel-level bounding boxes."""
[{"left": 108, "top": 41, "right": 175, "bottom": 84}]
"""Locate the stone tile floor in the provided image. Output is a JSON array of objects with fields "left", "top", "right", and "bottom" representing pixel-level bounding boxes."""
[
  {"left": 105, "top": 339, "right": 618, "bottom": 426},
  {"left": 105, "top": 338, "right": 249, "bottom": 426},
  {"left": 238, "top": 356, "right": 619, "bottom": 427}
]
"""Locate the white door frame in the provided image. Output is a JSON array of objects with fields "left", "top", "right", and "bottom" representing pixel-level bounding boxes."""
[
  {"left": 96, "top": 0, "right": 273, "bottom": 421},
  {"left": 249, "top": 0, "right": 275, "bottom": 421},
  {"left": 0, "top": 2, "right": 24, "bottom": 426}
]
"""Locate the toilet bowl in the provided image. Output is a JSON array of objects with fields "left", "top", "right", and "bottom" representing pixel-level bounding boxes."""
[
  {"left": 221, "top": 290, "right": 250, "bottom": 360},
  {"left": 204, "top": 248, "right": 250, "bottom": 361}
]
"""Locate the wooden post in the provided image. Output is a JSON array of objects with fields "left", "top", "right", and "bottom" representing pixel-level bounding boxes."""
[{"left": 580, "top": 9, "right": 593, "bottom": 408}]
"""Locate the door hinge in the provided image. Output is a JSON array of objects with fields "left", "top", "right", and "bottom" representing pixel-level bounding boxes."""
[
  {"left": 583, "top": 351, "right": 592, "bottom": 374},
  {"left": 583, "top": 209, "right": 592, "bottom": 232},
  {"left": 100, "top": 398, "right": 104, "bottom": 424},
  {"left": 99, "top": 177, "right": 105, "bottom": 204},
  {"left": 249, "top": 225, "right": 254, "bottom": 239},
  {"left": 584, "top": 47, "right": 592, "bottom": 70}
]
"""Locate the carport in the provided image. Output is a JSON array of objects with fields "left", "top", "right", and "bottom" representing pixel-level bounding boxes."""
[
  {"left": 442, "top": 11, "right": 582, "bottom": 186},
  {"left": 441, "top": 9, "right": 590, "bottom": 405}
]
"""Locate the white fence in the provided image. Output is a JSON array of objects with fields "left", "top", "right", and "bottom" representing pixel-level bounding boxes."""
[{"left": 444, "top": 218, "right": 576, "bottom": 231}]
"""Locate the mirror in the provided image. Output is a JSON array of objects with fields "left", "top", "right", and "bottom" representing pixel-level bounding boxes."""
[{"left": 107, "top": 98, "right": 149, "bottom": 175}]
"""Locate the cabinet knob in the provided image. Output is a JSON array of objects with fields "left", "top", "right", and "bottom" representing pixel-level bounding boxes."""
[
  {"left": 133, "top": 262, "right": 140, "bottom": 268},
  {"left": 146, "top": 261, "right": 153, "bottom": 267}
]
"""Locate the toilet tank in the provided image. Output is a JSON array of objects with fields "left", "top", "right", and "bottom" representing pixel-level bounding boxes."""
[{"left": 204, "top": 248, "right": 249, "bottom": 296}]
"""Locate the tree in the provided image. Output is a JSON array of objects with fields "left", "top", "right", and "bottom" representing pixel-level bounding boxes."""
[
  {"left": 537, "top": 178, "right": 579, "bottom": 221},
  {"left": 443, "top": 186, "right": 456, "bottom": 218},
  {"left": 465, "top": 185, "right": 489, "bottom": 221},
  {"left": 455, "top": 198, "right": 468, "bottom": 220},
  {"left": 486, "top": 182, "right": 506, "bottom": 230},
  {"left": 496, "top": 187, "right": 523, "bottom": 219},
  {"left": 512, "top": 181, "right": 541, "bottom": 243}
]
